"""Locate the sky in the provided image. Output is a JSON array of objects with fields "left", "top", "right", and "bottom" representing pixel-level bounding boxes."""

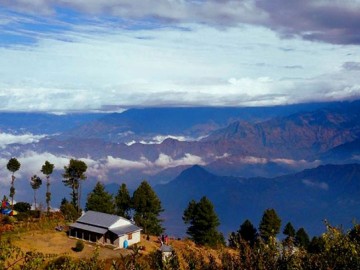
[{"left": 0, "top": 0, "right": 360, "bottom": 112}]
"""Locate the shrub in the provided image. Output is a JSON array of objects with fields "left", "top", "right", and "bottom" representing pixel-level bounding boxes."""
[
  {"left": 16, "top": 212, "right": 30, "bottom": 221},
  {"left": 46, "top": 256, "right": 73, "bottom": 269},
  {"left": 14, "top": 202, "right": 31, "bottom": 212},
  {"left": 60, "top": 203, "right": 79, "bottom": 222},
  {"left": 29, "top": 210, "right": 41, "bottom": 218},
  {"left": 2, "top": 215, "right": 15, "bottom": 225},
  {"left": 73, "top": 240, "right": 84, "bottom": 252}
]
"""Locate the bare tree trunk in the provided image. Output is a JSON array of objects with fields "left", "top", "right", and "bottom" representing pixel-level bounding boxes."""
[
  {"left": 78, "top": 181, "right": 82, "bottom": 213},
  {"left": 34, "top": 189, "right": 37, "bottom": 210},
  {"left": 46, "top": 176, "right": 50, "bottom": 214},
  {"left": 10, "top": 174, "right": 15, "bottom": 210}
]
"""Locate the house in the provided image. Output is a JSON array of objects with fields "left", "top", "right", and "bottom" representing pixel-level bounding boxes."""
[
  {"left": 69, "top": 210, "right": 142, "bottom": 248},
  {"left": 160, "top": 244, "right": 173, "bottom": 261}
]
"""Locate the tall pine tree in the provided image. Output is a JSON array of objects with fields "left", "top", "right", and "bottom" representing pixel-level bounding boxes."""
[
  {"left": 132, "top": 181, "right": 163, "bottom": 235},
  {"left": 7, "top": 157, "right": 20, "bottom": 209},
  {"left": 62, "top": 159, "right": 87, "bottom": 212},
  {"left": 228, "top": 219, "right": 257, "bottom": 248},
  {"left": 41, "top": 160, "right": 54, "bottom": 214},
  {"left": 259, "top": 208, "right": 281, "bottom": 243},
  {"left": 283, "top": 222, "right": 296, "bottom": 238},
  {"left": 85, "top": 182, "right": 115, "bottom": 214},
  {"left": 30, "top": 175, "right": 42, "bottom": 210},
  {"left": 295, "top": 227, "right": 310, "bottom": 249},
  {"left": 183, "top": 196, "right": 223, "bottom": 247},
  {"left": 115, "top": 183, "right": 132, "bottom": 219},
  {"left": 239, "top": 219, "right": 258, "bottom": 246}
]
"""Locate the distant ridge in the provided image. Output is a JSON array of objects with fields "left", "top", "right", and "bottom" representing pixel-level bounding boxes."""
[
  {"left": 155, "top": 163, "right": 360, "bottom": 237},
  {"left": 202, "top": 101, "right": 360, "bottom": 159},
  {"left": 63, "top": 101, "right": 348, "bottom": 142}
]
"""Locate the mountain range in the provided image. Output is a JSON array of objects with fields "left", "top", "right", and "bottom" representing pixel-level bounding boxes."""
[
  {"left": 22, "top": 99, "right": 358, "bottom": 183},
  {"left": 0, "top": 99, "right": 359, "bottom": 238}
]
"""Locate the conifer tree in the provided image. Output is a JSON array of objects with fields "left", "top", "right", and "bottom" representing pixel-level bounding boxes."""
[
  {"left": 7, "top": 157, "right": 21, "bottom": 209},
  {"left": 283, "top": 222, "right": 296, "bottom": 239},
  {"left": 62, "top": 159, "right": 87, "bottom": 212},
  {"left": 30, "top": 175, "right": 42, "bottom": 210},
  {"left": 239, "top": 219, "right": 258, "bottom": 246},
  {"left": 259, "top": 208, "right": 281, "bottom": 243},
  {"left": 85, "top": 182, "right": 115, "bottom": 214},
  {"left": 41, "top": 160, "right": 54, "bottom": 214},
  {"left": 115, "top": 183, "right": 132, "bottom": 219},
  {"left": 132, "top": 181, "right": 163, "bottom": 235},
  {"left": 308, "top": 236, "right": 325, "bottom": 254},
  {"left": 60, "top": 201, "right": 79, "bottom": 222},
  {"left": 295, "top": 227, "right": 310, "bottom": 249},
  {"left": 183, "top": 196, "right": 223, "bottom": 247}
]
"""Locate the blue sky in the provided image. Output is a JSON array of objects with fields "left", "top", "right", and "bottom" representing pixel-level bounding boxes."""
[{"left": 0, "top": 0, "right": 360, "bottom": 112}]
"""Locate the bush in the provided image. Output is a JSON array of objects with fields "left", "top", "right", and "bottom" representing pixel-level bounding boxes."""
[
  {"left": 29, "top": 210, "right": 41, "bottom": 218},
  {"left": 14, "top": 202, "right": 31, "bottom": 212},
  {"left": 60, "top": 203, "right": 79, "bottom": 222},
  {"left": 2, "top": 215, "right": 16, "bottom": 225},
  {"left": 73, "top": 240, "right": 84, "bottom": 252},
  {"left": 16, "top": 212, "right": 30, "bottom": 221},
  {"left": 46, "top": 256, "right": 73, "bottom": 269}
]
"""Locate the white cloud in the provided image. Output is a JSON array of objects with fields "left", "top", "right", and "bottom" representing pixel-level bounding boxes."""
[
  {"left": 240, "top": 156, "right": 268, "bottom": 164},
  {"left": 71, "top": 153, "right": 206, "bottom": 179},
  {"left": 125, "top": 140, "right": 137, "bottom": 146},
  {"left": 152, "top": 135, "right": 189, "bottom": 143},
  {"left": 271, "top": 158, "right": 321, "bottom": 167},
  {"left": 17, "top": 151, "right": 70, "bottom": 177},
  {"left": 238, "top": 156, "right": 322, "bottom": 168},
  {"left": 302, "top": 179, "right": 329, "bottom": 191},
  {"left": 106, "top": 156, "right": 151, "bottom": 171},
  {"left": 154, "top": 153, "right": 205, "bottom": 168},
  {"left": 126, "top": 135, "right": 196, "bottom": 145},
  {"left": 105, "top": 153, "right": 205, "bottom": 174},
  {"left": 0, "top": 133, "right": 46, "bottom": 148},
  {"left": 0, "top": 0, "right": 266, "bottom": 25},
  {"left": 0, "top": 151, "right": 70, "bottom": 189},
  {"left": 215, "top": 153, "right": 230, "bottom": 159},
  {"left": 0, "top": 21, "right": 358, "bottom": 111},
  {"left": 0, "top": 150, "right": 208, "bottom": 199}
]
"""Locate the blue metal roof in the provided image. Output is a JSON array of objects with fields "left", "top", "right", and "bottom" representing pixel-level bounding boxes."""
[
  {"left": 70, "top": 211, "right": 141, "bottom": 237},
  {"left": 76, "top": 210, "right": 128, "bottom": 228}
]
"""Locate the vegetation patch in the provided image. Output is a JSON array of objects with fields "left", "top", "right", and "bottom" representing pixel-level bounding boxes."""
[{"left": 73, "top": 240, "right": 85, "bottom": 252}]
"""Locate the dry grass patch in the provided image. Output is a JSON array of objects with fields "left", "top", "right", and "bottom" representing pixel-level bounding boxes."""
[{"left": 12, "top": 230, "right": 136, "bottom": 260}]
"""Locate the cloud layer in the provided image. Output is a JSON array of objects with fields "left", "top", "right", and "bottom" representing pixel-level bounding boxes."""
[
  {"left": 2, "top": 0, "right": 360, "bottom": 44},
  {"left": 302, "top": 179, "right": 329, "bottom": 191},
  {"left": 0, "top": 1, "right": 359, "bottom": 112},
  {"left": 0, "top": 133, "right": 46, "bottom": 148},
  {"left": 0, "top": 21, "right": 359, "bottom": 111},
  {"left": 0, "top": 151, "right": 206, "bottom": 187},
  {"left": 239, "top": 156, "right": 321, "bottom": 168}
]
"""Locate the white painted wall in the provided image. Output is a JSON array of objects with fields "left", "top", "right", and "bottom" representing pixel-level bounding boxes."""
[{"left": 118, "top": 231, "right": 141, "bottom": 248}]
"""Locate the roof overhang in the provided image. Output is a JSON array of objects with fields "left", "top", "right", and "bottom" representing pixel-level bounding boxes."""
[{"left": 69, "top": 222, "right": 107, "bottom": 235}]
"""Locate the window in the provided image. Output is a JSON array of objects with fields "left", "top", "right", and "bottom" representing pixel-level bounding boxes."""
[{"left": 127, "top": 233, "right": 132, "bottom": 240}]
